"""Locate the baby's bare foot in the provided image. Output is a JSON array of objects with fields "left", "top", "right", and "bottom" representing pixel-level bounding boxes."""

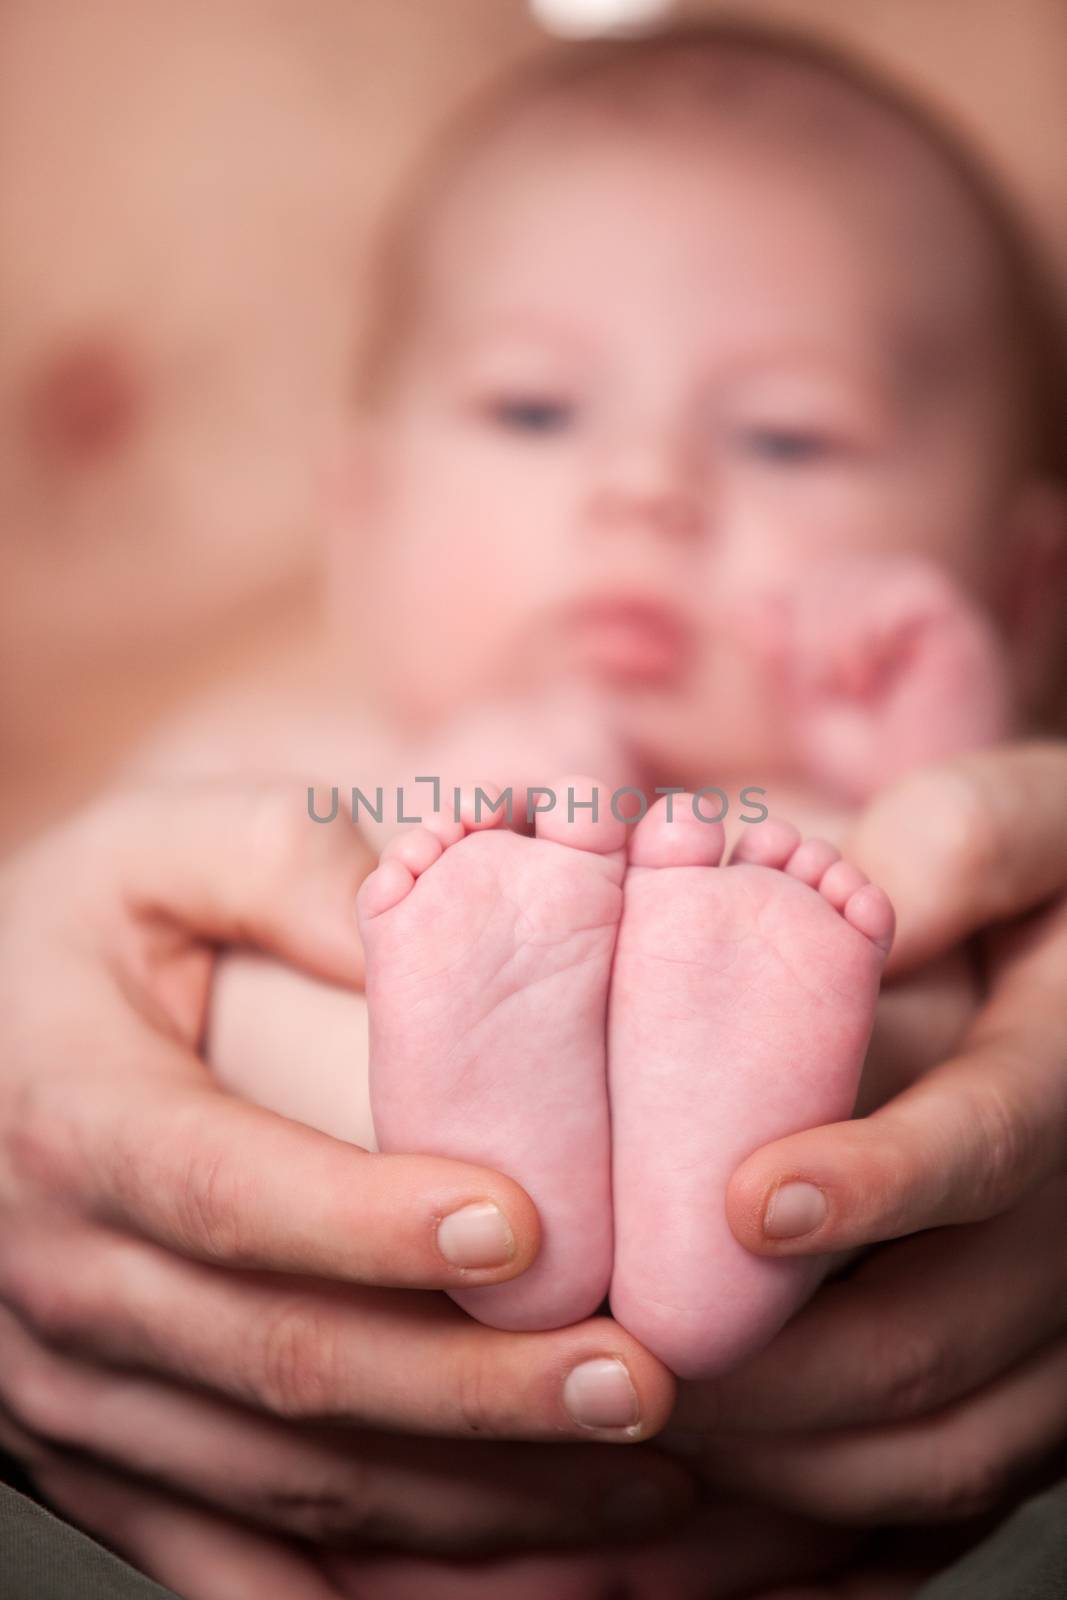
[
  {"left": 749, "top": 555, "right": 1012, "bottom": 802},
  {"left": 609, "top": 800, "right": 893, "bottom": 1378},
  {"left": 358, "top": 778, "right": 626, "bottom": 1331}
]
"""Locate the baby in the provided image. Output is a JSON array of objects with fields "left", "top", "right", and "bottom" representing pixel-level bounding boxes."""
[{"left": 189, "top": 24, "right": 1066, "bottom": 1383}]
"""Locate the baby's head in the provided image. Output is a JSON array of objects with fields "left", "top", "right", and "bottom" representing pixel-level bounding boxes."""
[{"left": 336, "top": 23, "right": 1065, "bottom": 785}]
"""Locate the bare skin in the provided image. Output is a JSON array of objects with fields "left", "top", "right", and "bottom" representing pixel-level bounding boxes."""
[
  {"left": 350, "top": 778, "right": 892, "bottom": 1380},
  {"left": 360, "top": 781, "right": 624, "bottom": 1333},
  {"left": 30, "top": 35, "right": 1064, "bottom": 1600},
  {"left": 609, "top": 803, "right": 892, "bottom": 1377},
  {"left": 11, "top": 752, "right": 1067, "bottom": 1600}
]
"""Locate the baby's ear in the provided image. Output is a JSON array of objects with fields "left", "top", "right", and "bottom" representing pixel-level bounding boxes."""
[{"left": 1000, "top": 478, "right": 1067, "bottom": 708}]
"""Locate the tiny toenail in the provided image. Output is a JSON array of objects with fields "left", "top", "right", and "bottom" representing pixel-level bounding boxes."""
[
  {"left": 564, "top": 1358, "right": 640, "bottom": 1431},
  {"left": 764, "top": 1181, "right": 827, "bottom": 1239},
  {"left": 436, "top": 1202, "right": 515, "bottom": 1269}
]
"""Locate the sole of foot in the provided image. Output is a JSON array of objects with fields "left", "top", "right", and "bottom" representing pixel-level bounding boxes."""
[
  {"left": 358, "top": 777, "right": 626, "bottom": 1330},
  {"left": 608, "top": 802, "right": 893, "bottom": 1378}
]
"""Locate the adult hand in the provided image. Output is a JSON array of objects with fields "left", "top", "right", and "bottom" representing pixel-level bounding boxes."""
[
  {"left": 674, "top": 743, "right": 1067, "bottom": 1525},
  {"left": 0, "top": 781, "right": 686, "bottom": 1559},
  {"left": 27, "top": 1450, "right": 861, "bottom": 1600}
]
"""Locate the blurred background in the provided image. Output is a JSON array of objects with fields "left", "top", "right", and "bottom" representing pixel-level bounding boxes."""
[{"left": 2, "top": 0, "right": 1065, "bottom": 849}]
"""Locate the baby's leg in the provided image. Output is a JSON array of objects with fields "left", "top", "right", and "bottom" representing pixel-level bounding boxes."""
[
  {"left": 359, "top": 778, "right": 626, "bottom": 1332},
  {"left": 209, "top": 951, "right": 375, "bottom": 1147},
  {"left": 749, "top": 554, "right": 1012, "bottom": 803},
  {"left": 609, "top": 802, "right": 892, "bottom": 1379}
]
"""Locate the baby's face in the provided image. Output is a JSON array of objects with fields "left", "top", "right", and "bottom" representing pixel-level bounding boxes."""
[{"left": 348, "top": 108, "right": 1027, "bottom": 781}]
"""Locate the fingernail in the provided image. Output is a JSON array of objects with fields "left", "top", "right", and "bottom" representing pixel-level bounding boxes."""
[
  {"left": 436, "top": 1202, "right": 515, "bottom": 1269},
  {"left": 764, "top": 1181, "right": 827, "bottom": 1239},
  {"left": 564, "top": 1358, "right": 640, "bottom": 1432}
]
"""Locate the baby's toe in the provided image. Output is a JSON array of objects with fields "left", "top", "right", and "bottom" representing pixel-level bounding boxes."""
[
  {"left": 729, "top": 817, "right": 800, "bottom": 870},
  {"left": 383, "top": 826, "right": 445, "bottom": 876},
  {"left": 535, "top": 775, "right": 630, "bottom": 855},
  {"left": 817, "top": 858, "right": 868, "bottom": 912},
  {"left": 628, "top": 792, "right": 725, "bottom": 868},
  {"left": 357, "top": 858, "right": 416, "bottom": 920},
  {"left": 784, "top": 837, "right": 839, "bottom": 887},
  {"left": 842, "top": 881, "right": 895, "bottom": 952}
]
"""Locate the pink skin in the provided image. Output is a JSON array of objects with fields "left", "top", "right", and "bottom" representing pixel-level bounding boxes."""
[
  {"left": 198, "top": 92, "right": 1061, "bottom": 1593},
  {"left": 609, "top": 799, "right": 893, "bottom": 1380},
  {"left": 359, "top": 780, "right": 892, "bottom": 1360},
  {"left": 338, "top": 103, "right": 1062, "bottom": 798},
  {"left": 358, "top": 779, "right": 627, "bottom": 1331},
  {"left": 734, "top": 554, "right": 1013, "bottom": 803},
  {"left": 213, "top": 95, "right": 1045, "bottom": 1390},
  {"left": 329, "top": 94, "right": 1058, "bottom": 1359}
]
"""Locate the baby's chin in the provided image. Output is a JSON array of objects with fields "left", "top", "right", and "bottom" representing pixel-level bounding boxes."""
[
  {"left": 591, "top": 685, "right": 777, "bottom": 790},
  {"left": 379, "top": 660, "right": 790, "bottom": 798}
]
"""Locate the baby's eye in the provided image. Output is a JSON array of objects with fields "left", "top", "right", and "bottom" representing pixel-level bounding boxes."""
[
  {"left": 485, "top": 395, "right": 576, "bottom": 435},
  {"left": 737, "top": 427, "right": 837, "bottom": 464}
]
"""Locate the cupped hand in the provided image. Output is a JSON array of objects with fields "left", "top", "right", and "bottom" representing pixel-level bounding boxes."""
[
  {"left": 726, "top": 742, "right": 1067, "bottom": 1257},
  {"left": 0, "top": 781, "right": 686, "bottom": 1556},
  {"left": 27, "top": 1449, "right": 863, "bottom": 1600},
  {"left": 674, "top": 743, "right": 1067, "bottom": 1525}
]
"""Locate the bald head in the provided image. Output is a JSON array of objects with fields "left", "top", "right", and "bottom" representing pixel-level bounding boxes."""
[{"left": 360, "top": 23, "right": 1060, "bottom": 476}]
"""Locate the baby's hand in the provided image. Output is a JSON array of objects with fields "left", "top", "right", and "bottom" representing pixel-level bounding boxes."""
[{"left": 734, "top": 554, "right": 1012, "bottom": 802}]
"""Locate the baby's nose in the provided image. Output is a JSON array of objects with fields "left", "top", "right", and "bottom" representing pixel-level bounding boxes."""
[{"left": 586, "top": 434, "right": 705, "bottom": 541}]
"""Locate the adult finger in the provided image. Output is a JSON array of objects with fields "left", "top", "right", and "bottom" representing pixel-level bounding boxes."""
[
  {"left": 726, "top": 895, "right": 1067, "bottom": 1255},
  {"left": 0, "top": 1305, "right": 691, "bottom": 1552},
  {"left": 13, "top": 993, "right": 542, "bottom": 1289},
  {"left": 34, "top": 1458, "right": 347, "bottom": 1600},
  {"left": 846, "top": 743, "right": 1067, "bottom": 976},
  {"left": 676, "top": 1175, "right": 1067, "bottom": 1433},
  {"left": 35, "top": 779, "right": 375, "bottom": 987},
  {"left": 0, "top": 1228, "right": 676, "bottom": 1443},
  {"left": 692, "top": 1334, "right": 1067, "bottom": 1525},
  {"left": 328, "top": 1502, "right": 858, "bottom": 1600},
  {"left": 9, "top": 780, "right": 548, "bottom": 1290}
]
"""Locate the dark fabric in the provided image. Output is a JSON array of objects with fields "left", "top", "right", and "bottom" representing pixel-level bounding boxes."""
[
  {"left": 0, "top": 1478, "right": 179, "bottom": 1600},
  {"left": 912, "top": 1476, "right": 1067, "bottom": 1600}
]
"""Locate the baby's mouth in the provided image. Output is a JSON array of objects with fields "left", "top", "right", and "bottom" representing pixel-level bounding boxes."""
[{"left": 563, "top": 595, "right": 694, "bottom": 687}]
